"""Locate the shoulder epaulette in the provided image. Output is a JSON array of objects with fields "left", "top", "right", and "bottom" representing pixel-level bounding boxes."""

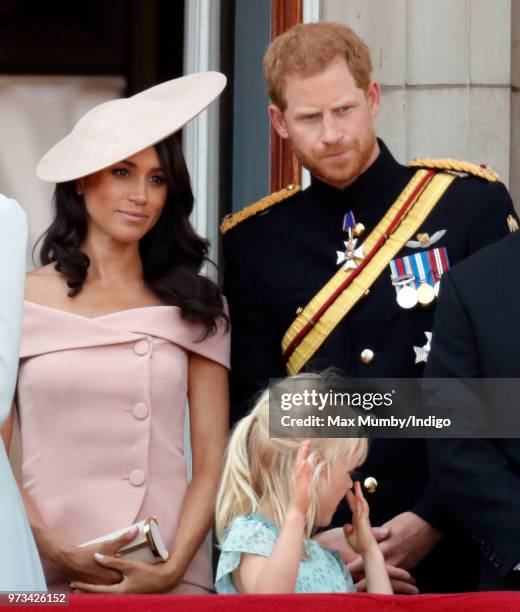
[
  {"left": 220, "top": 184, "right": 301, "bottom": 235},
  {"left": 409, "top": 158, "right": 499, "bottom": 182}
]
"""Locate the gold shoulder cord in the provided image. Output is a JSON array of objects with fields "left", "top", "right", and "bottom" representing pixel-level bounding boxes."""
[
  {"left": 220, "top": 184, "right": 301, "bottom": 235},
  {"left": 410, "top": 158, "right": 499, "bottom": 182}
]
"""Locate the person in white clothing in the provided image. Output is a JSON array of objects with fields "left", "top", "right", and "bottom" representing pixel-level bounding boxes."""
[{"left": 0, "top": 194, "right": 46, "bottom": 591}]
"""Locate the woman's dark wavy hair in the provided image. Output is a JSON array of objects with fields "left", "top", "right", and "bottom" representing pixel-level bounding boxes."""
[{"left": 38, "top": 133, "right": 228, "bottom": 339}]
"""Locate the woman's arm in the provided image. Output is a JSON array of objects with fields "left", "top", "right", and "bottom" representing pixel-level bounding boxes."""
[{"left": 165, "top": 352, "right": 229, "bottom": 584}]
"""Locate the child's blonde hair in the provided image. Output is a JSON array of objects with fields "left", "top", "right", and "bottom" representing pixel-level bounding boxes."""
[{"left": 216, "top": 376, "right": 368, "bottom": 542}]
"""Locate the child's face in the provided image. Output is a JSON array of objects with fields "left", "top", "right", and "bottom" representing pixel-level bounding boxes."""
[{"left": 315, "top": 458, "right": 353, "bottom": 527}]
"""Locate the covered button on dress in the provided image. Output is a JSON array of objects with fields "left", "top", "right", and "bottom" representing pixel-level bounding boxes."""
[{"left": 18, "top": 302, "right": 230, "bottom": 592}]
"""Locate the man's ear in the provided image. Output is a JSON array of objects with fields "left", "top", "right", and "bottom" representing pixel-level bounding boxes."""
[
  {"left": 268, "top": 104, "right": 289, "bottom": 139},
  {"left": 366, "top": 81, "right": 381, "bottom": 119}
]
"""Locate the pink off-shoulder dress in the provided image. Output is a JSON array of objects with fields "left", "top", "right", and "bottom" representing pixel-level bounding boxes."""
[{"left": 17, "top": 302, "right": 230, "bottom": 593}]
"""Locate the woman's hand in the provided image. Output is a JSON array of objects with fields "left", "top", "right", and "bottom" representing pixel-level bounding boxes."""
[
  {"left": 288, "top": 440, "right": 312, "bottom": 517},
  {"left": 344, "top": 481, "right": 379, "bottom": 556},
  {"left": 70, "top": 554, "right": 176, "bottom": 594},
  {"left": 52, "top": 526, "right": 139, "bottom": 586}
]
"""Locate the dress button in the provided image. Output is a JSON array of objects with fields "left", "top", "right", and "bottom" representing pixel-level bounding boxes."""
[
  {"left": 360, "top": 348, "right": 375, "bottom": 365},
  {"left": 129, "top": 469, "right": 146, "bottom": 486},
  {"left": 134, "top": 339, "right": 150, "bottom": 356},
  {"left": 133, "top": 403, "right": 149, "bottom": 420}
]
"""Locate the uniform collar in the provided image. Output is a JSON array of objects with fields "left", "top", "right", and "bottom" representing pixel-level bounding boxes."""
[{"left": 307, "top": 139, "right": 405, "bottom": 210}]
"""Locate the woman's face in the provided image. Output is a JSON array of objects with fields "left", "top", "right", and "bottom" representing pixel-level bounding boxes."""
[{"left": 78, "top": 146, "right": 167, "bottom": 244}]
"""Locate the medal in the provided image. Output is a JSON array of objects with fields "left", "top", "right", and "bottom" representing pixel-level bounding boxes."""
[
  {"left": 417, "top": 282, "right": 436, "bottom": 306},
  {"left": 337, "top": 211, "right": 365, "bottom": 270},
  {"left": 396, "top": 284, "right": 418, "bottom": 309},
  {"left": 391, "top": 268, "right": 418, "bottom": 310},
  {"left": 336, "top": 238, "right": 364, "bottom": 270},
  {"left": 411, "top": 251, "right": 435, "bottom": 307},
  {"left": 426, "top": 247, "right": 451, "bottom": 298},
  {"left": 390, "top": 258, "right": 417, "bottom": 309},
  {"left": 414, "top": 331, "right": 433, "bottom": 364},
  {"left": 391, "top": 248, "right": 450, "bottom": 310}
]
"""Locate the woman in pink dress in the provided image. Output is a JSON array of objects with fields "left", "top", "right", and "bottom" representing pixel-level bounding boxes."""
[{"left": 1, "top": 74, "right": 229, "bottom": 594}]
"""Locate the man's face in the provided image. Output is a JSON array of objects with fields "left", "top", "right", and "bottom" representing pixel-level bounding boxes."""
[{"left": 269, "top": 57, "right": 380, "bottom": 190}]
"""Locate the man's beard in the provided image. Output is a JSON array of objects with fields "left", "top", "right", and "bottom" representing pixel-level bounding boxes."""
[{"left": 293, "top": 130, "right": 377, "bottom": 190}]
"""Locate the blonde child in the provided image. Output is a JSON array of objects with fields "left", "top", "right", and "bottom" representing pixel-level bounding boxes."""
[{"left": 215, "top": 387, "right": 392, "bottom": 594}]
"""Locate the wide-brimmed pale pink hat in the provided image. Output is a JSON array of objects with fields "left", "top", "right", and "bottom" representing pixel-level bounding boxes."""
[{"left": 36, "top": 71, "right": 226, "bottom": 183}]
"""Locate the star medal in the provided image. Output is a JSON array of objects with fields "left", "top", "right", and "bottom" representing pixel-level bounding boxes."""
[
  {"left": 337, "top": 211, "right": 365, "bottom": 270},
  {"left": 414, "top": 331, "right": 432, "bottom": 364}
]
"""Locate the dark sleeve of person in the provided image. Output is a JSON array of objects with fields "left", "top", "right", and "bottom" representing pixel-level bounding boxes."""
[
  {"left": 411, "top": 181, "right": 517, "bottom": 531},
  {"left": 467, "top": 180, "right": 517, "bottom": 255},
  {"left": 426, "top": 272, "right": 520, "bottom": 578},
  {"left": 223, "top": 234, "right": 285, "bottom": 425}
]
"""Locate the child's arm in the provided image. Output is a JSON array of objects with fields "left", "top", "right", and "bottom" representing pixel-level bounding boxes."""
[
  {"left": 345, "top": 482, "right": 393, "bottom": 594},
  {"left": 233, "top": 440, "right": 312, "bottom": 594}
]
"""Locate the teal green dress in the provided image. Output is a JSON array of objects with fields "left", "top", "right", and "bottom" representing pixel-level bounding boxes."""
[{"left": 215, "top": 513, "right": 355, "bottom": 594}]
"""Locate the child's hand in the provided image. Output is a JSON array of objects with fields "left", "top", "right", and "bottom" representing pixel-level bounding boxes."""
[
  {"left": 288, "top": 439, "right": 312, "bottom": 517},
  {"left": 344, "top": 481, "right": 379, "bottom": 555}
]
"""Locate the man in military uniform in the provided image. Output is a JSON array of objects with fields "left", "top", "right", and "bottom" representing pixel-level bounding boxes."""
[
  {"left": 426, "top": 230, "right": 520, "bottom": 590},
  {"left": 222, "top": 22, "right": 517, "bottom": 592}
]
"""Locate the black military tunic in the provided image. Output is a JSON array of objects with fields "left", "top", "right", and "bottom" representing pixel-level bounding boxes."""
[
  {"left": 223, "top": 139, "right": 517, "bottom": 592},
  {"left": 426, "top": 231, "right": 520, "bottom": 590}
]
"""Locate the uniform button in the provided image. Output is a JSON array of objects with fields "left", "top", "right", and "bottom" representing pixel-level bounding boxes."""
[
  {"left": 129, "top": 469, "right": 146, "bottom": 486},
  {"left": 363, "top": 476, "right": 378, "bottom": 493},
  {"left": 134, "top": 339, "right": 150, "bottom": 356},
  {"left": 360, "top": 349, "right": 375, "bottom": 365},
  {"left": 133, "top": 403, "right": 149, "bottom": 420},
  {"left": 494, "top": 558, "right": 502, "bottom": 568},
  {"left": 354, "top": 222, "right": 365, "bottom": 238}
]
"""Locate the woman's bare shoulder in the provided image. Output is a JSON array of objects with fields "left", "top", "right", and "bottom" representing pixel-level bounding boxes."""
[{"left": 25, "top": 264, "right": 68, "bottom": 304}]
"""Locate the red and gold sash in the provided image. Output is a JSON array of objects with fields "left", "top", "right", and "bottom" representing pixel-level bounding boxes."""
[{"left": 282, "top": 170, "right": 455, "bottom": 374}]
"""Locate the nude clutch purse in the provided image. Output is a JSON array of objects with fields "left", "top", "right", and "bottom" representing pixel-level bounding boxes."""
[{"left": 80, "top": 517, "right": 169, "bottom": 564}]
